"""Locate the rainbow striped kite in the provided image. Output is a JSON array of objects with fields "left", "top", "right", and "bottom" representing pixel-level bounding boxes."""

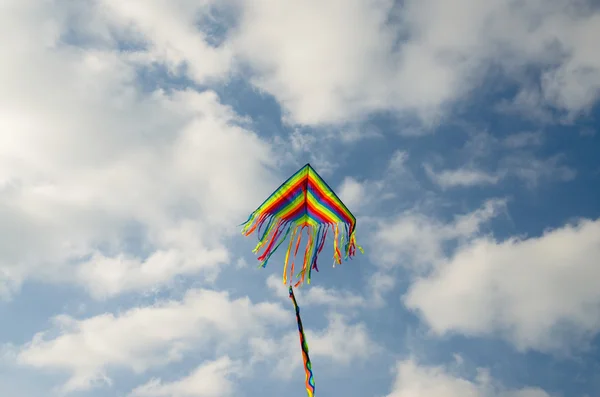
[
  {"left": 241, "top": 163, "right": 363, "bottom": 397},
  {"left": 241, "top": 163, "right": 363, "bottom": 287}
]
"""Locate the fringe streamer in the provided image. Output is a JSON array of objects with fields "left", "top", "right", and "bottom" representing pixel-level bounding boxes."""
[{"left": 241, "top": 214, "right": 363, "bottom": 287}]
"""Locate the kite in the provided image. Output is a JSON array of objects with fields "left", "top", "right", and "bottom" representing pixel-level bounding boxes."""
[
  {"left": 241, "top": 163, "right": 362, "bottom": 286},
  {"left": 241, "top": 163, "right": 363, "bottom": 397}
]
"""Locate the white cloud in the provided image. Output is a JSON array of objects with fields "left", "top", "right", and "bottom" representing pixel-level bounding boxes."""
[
  {"left": 339, "top": 177, "right": 368, "bottom": 210},
  {"left": 500, "top": 154, "right": 577, "bottom": 188},
  {"left": 426, "top": 130, "right": 576, "bottom": 191},
  {"left": 424, "top": 165, "right": 502, "bottom": 189},
  {"left": 368, "top": 271, "right": 396, "bottom": 307},
  {"left": 372, "top": 199, "right": 506, "bottom": 269},
  {"left": 384, "top": 359, "right": 551, "bottom": 397},
  {"left": 502, "top": 131, "right": 544, "bottom": 149},
  {"left": 231, "top": 0, "right": 399, "bottom": 125},
  {"left": 230, "top": 0, "right": 600, "bottom": 126},
  {"left": 266, "top": 275, "right": 366, "bottom": 309},
  {"left": 338, "top": 150, "right": 414, "bottom": 212},
  {"left": 385, "top": 359, "right": 486, "bottom": 397},
  {"left": 307, "top": 313, "right": 378, "bottom": 364},
  {"left": 266, "top": 270, "right": 397, "bottom": 311},
  {"left": 537, "top": 12, "right": 600, "bottom": 120},
  {"left": 99, "top": 0, "right": 233, "bottom": 82},
  {"left": 0, "top": 0, "right": 279, "bottom": 298},
  {"left": 129, "top": 357, "right": 242, "bottom": 397},
  {"left": 75, "top": 247, "right": 226, "bottom": 300},
  {"left": 404, "top": 218, "right": 600, "bottom": 353},
  {"left": 250, "top": 313, "right": 378, "bottom": 379},
  {"left": 388, "top": 150, "right": 410, "bottom": 173},
  {"left": 16, "top": 289, "right": 289, "bottom": 392}
]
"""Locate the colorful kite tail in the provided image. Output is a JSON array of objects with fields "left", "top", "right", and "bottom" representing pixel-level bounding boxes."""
[{"left": 289, "top": 285, "right": 315, "bottom": 397}]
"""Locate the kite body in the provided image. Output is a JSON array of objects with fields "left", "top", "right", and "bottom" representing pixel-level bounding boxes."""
[{"left": 241, "top": 163, "right": 362, "bottom": 287}]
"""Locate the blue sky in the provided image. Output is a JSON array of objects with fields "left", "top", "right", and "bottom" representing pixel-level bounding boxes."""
[{"left": 1, "top": 0, "right": 600, "bottom": 396}]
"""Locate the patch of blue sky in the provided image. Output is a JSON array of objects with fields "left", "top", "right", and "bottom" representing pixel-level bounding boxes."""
[
  {"left": 0, "top": 282, "right": 88, "bottom": 346},
  {"left": 213, "top": 74, "right": 291, "bottom": 142},
  {"left": 194, "top": 3, "right": 238, "bottom": 48}
]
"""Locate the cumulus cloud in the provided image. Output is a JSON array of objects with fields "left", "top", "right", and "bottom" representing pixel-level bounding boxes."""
[
  {"left": 98, "top": 0, "right": 233, "bottom": 82},
  {"left": 339, "top": 177, "right": 369, "bottom": 210},
  {"left": 250, "top": 313, "right": 378, "bottom": 379},
  {"left": 265, "top": 274, "right": 367, "bottom": 310},
  {"left": 0, "top": 0, "right": 279, "bottom": 298},
  {"left": 384, "top": 359, "right": 551, "bottom": 397},
  {"left": 129, "top": 357, "right": 242, "bottom": 397},
  {"left": 404, "top": 218, "right": 600, "bottom": 353},
  {"left": 231, "top": 0, "right": 399, "bottom": 125},
  {"left": 372, "top": 199, "right": 507, "bottom": 269},
  {"left": 338, "top": 150, "right": 415, "bottom": 212},
  {"left": 230, "top": 0, "right": 600, "bottom": 126},
  {"left": 16, "top": 289, "right": 289, "bottom": 392}
]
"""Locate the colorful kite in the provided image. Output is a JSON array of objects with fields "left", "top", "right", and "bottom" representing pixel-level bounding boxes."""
[
  {"left": 241, "top": 163, "right": 362, "bottom": 286},
  {"left": 241, "top": 163, "right": 363, "bottom": 397}
]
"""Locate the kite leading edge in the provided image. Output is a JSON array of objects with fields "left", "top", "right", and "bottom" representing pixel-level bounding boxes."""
[{"left": 241, "top": 163, "right": 363, "bottom": 288}]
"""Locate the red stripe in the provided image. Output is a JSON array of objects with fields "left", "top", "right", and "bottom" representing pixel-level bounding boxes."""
[
  {"left": 283, "top": 199, "right": 306, "bottom": 222},
  {"left": 262, "top": 176, "right": 306, "bottom": 215}
]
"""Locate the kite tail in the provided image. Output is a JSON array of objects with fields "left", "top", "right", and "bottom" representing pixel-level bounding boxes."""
[
  {"left": 242, "top": 214, "right": 292, "bottom": 268},
  {"left": 345, "top": 227, "right": 363, "bottom": 259},
  {"left": 289, "top": 286, "right": 315, "bottom": 397}
]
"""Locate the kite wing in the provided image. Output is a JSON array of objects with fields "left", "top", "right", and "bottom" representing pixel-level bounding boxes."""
[{"left": 241, "top": 163, "right": 362, "bottom": 287}]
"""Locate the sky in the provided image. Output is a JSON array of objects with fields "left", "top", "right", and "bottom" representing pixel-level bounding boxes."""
[{"left": 1, "top": 0, "right": 600, "bottom": 396}]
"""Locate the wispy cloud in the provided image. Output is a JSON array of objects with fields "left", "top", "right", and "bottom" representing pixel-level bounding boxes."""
[
  {"left": 384, "top": 359, "right": 550, "bottom": 397},
  {"left": 130, "top": 357, "right": 243, "bottom": 397},
  {"left": 424, "top": 165, "right": 502, "bottom": 189},
  {"left": 372, "top": 199, "right": 507, "bottom": 270},
  {"left": 249, "top": 312, "right": 379, "bottom": 379}
]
